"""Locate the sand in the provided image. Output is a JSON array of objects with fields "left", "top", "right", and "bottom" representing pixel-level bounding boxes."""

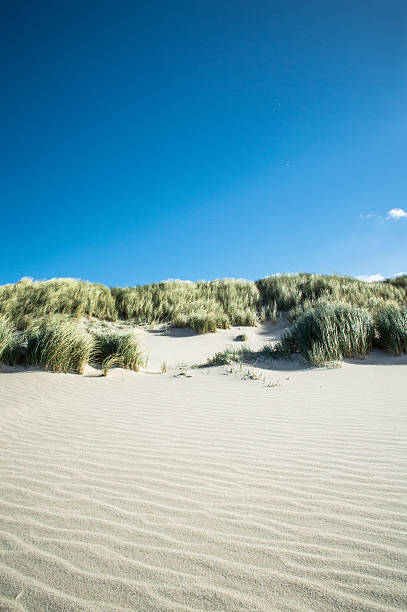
[{"left": 1, "top": 325, "right": 407, "bottom": 611}]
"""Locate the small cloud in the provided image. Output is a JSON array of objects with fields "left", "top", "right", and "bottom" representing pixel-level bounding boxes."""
[
  {"left": 357, "top": 273, "right": 385, "bottom": 282},
  {"left": 386, "top": 208, "right": 407, "bottom": 220},
  {"left": 360, "top": 213, "right": 383, "bottom": 222}
]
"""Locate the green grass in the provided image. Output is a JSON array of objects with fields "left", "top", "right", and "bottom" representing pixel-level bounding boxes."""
[
  {"left": 374, "top": 306, "right": 407, "bottom": 355},
  {"left": 235, "top": 333, "right": 248, "bottom": 341},
  {"left": 1, "top": 316, "right": 145, "bottom": 375},
  {"left": 385, "top": 274, "right": 407, "bottom": 290},
  {"left": 91, "top": 331, "right": 144, "bottom": 375},
  {"left": 206, "top": 345, "right": 252, "bottom": 366},
  {"left": 270, "top": 303, "right": 375, "bottom": 366},
  {"left": 256, "top": 273, "right": 406, "bottom": 315},
  {"left": 0, "top": 316, "right": 13, "bottom": 358},
  {"left": 1, "top": 274, "right": 406, "bottom": 345},
  {"left": 0, "top": 278, "right": 117, "bottom": 321},
  {"left": 111, "top": 279, "right": 260, "bottom": 330},
  {"left": 26, "top": 318, "right": 93, "bottom": 373},
  {"left": 172, "top": 308, "right": 230, "bottom": 334}
]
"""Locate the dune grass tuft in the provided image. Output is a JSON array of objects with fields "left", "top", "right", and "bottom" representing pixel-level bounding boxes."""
[
  {"left": 91, "top": 331, "right": 143, "bottom": 376},
  {"left": 271, "top": 303, "right": 375, "bottom": 366},
  {"left": 112, "top": 279, "right": 260, "bottom": 330},
  {"left": 0, "top": 316, "right": 25, "bottom": 366},
  {"left": 256, "top": 273, "right": 406, "bottom": 317},
  {"left": 374, "top": 306, "right": 407, "bottom": 355},
  {"left": 0, "top": 278, "right": 117, "bottom": 321},
  {"left": 26, "top": 318, "right": 93, "bottom": 373},
  {"left": 206, "top": 345, "right": 251, "bottom": 366},
  {"left": 0, "top": 316, "right": 14, "bottom": 358}
]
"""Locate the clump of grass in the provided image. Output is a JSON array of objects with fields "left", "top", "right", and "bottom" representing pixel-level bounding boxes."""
[
  {"left": 206, "top": 345, "right": 251, "bottom": 366},
  {"left": 374, "top": 306, "right": 407, "bottom": 355},
  {"left": 0, "top": 278, "right": 117, "bottom": 321},
  {"left": 235, "top": 333, "right": 248, "bottom": 341},
  {"left": 91, "top": 331, "right": 143, "bottom": 376},
  {"left": 0, "top": 316, "right": 14, "bottom": 359},
  {"left": 0, "top": 316, "right": 26, "bottom": 366},
  {"left": 112, "top": 279, "right": 260, "bottom": 330},
  {"left": 259, "top": 301, "right": 277, "bottom": 323},
  {"left": 228, "top": 308, "right": 258, "bottom": 327},
  {"left": 161, "top": 361, "right": 167, "bottom": 373},
  {"left": 1, "top": 335, "right": 26, "bottom": 366},
  {"left": 187, "top": 311, "right": 230, "bottom": 334},
  {"left": 26, "top": 318, "right": 93, "bottom": 373},
  {"left": 272, "top": 303, "right": 375, "bottom": 366},
  {"left": 256, "top": 273, "right": 406, "bottom": 314},
  {"left": 385, "top": 274, "right": 407, "bottom": 290},
  {"left": 172, "top": 307, "right": 230, "bottom": 334}
]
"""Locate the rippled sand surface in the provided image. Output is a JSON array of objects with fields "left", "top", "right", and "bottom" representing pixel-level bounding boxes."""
[{"left": 1, "top": 361, "right": 407, "bottom": 611}]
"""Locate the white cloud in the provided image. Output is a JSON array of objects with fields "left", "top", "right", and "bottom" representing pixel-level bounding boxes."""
[
  {"left": 359, "top": 212, "right": 383, "bottom": 223},
  {"left": 386, "top": 208, "right": 407, "bottom": 220},
  {"left": 357, "top": 273, "right": 385, "bottom": 282}
]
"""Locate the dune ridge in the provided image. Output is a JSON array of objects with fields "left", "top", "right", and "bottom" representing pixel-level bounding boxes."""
[{"left": 1, "top": 362, "right": 407, "bottom": 611}]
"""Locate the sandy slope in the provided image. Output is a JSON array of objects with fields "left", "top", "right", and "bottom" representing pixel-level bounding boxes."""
[
  {"left": 1, "top": 344, "right": 407, "bottom": 611},
  {"left": 87, "top": 318, "right": 287, "bottom": 371}
]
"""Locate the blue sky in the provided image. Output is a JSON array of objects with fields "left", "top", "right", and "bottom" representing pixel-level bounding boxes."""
[{"left": 2, "top": 0, "right": 406, "bottom": 286}]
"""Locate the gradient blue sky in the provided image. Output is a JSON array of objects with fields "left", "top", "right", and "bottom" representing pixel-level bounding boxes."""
[{"left": 2, "top": 0, "right": 407, "bottom": 286}]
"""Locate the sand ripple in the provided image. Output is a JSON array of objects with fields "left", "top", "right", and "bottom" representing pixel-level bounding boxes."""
[{"left": 1, "top": 363, "right": 407, "bottom": 611}]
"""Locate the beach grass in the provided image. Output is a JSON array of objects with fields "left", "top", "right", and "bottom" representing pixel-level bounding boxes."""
[
  {"left": 91, "top": 331, "right": 143, "bottom": 375},
  {"left": 265, "top": 303, "right": 375, "bottom": 366},
  {"left": 374, "top": 306, "right": 407, "bottom": 355},
  {"left": 1, "top": 274, "right": 407, "bottom": 367},
  {"left": 112, "top": 279, "right": 260, "bottom": 330},
  {"left": 206, "top": 345, "right": 252, "bottom": 366},
  {"left": 25, "top": 318, "right": 93, "bottom": 373},
  {"left": 0, "top": 278, "right": 117, "bottom": 322}
]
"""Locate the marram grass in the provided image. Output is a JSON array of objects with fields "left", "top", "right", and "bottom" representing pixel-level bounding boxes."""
[
  {"left": 256, "top": 273, "right": 406, "bottom": 315},
  {"left": 26, "top": 318, "right": 93, "bottom": 373},
  {"left": 0, "top": 278, "right": 117, "bottom": 321},
  {"left": 0, "top": 316, "right": 13, "bottom": 359},
  {"left": 268, "top": 303, "right": 375, "bottom": 366},
  {"left": 91, "top": 331, "right": 143, "bottom": 376},
  {"left": 206, "top": 345, "right": 251, "bottom": 366},
  {"left": 1, "top": 274, "right": 406, "bottom": 348},
  {"left": 374, "top": 306, "right": 407, "bottom": 355},
  {"left": 112, "top": 279, "right": 260, "bottom": 330}
]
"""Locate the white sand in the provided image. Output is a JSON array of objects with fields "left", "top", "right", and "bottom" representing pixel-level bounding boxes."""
[
  {"left": 88, "top": 318, "right": 287, "bottom": 371},
  {"left": 1, "top": 328, "right": 407, "bottom": 611}
]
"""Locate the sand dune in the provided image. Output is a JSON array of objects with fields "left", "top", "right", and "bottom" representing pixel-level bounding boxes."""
[
  {"left": 1, "top": 350, "right": 407, "bottom": 610},
  {"left": 88, "top": 318, "right": 286, "bottom": 371}
]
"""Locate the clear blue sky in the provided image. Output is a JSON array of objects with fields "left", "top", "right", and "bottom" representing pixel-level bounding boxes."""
[{"left": 2, "top": 0, "right": 407, "bottom": 286}]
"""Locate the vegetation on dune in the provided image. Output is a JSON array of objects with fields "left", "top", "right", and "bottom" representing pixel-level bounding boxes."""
[
  {"left": 0, "top": 278, "right": 117, "bottom": 322},
  {"left": 256, "top": 273, "right": 405, "bottom": 318},
  {"left": 112, "top": 279, "right": 260, "bottom": 331},
  {"left": 1, "top": 274, "right": 407, "bottom": 370},
  {"left": 269, "top": 303, "right": 375, "bottom": 366},
  {"left": 0, "top": 316, "right": 18, "bottom": 364},
  {"left": 172, "top": 308, "right": 230, "bottom": 334},
  {"left": 206, "top": 345, "right": 252, "bottom": 366},
  {"left": 384, "top": 274, "right": 407, "bottom": 290},
  {"left": 25, "top": 318, "right": 93, "bottom": 373},
  {"left": 91, "top": 331, "right": 143, "bottom": 376},
  {"left": 0, "top": 316, "right": 144, "bottom": 375},
  {"left": 374, "top": 306, "right": 407, "bottom": 355}
]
